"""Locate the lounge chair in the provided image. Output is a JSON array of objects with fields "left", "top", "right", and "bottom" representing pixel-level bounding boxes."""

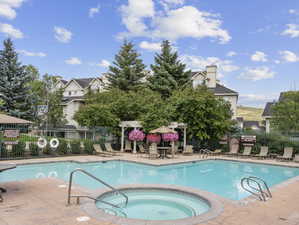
[
  {"left": 210, "top": 149, "right": 222, "bottom": 156},
  {"left": 125, "top": 140, "right": 132, "bottom": 152},
  {"left": 104, "top": 143, "right": 121, "bottom": 156},
  {"left": 148, "top": 144, "right": 159, "bottom": 159},
  {"left": 254, "top": 146, "right": 269, "bottom": 159},
  {"left": 93, "top": 144, "right": 113, "bottom": 157},
  {"left": 277, "top": 147, "right": 294, "bottom": 161},
  {"left": 137, "top": 144, "right": 146, "bottom": 157},
  {"left": 239, "top": 146, "right": 252, "bottom": 157},
  {"left": 225, "top": 145, "right": 239, "bottom": 156},
  {"left": 183, "top": 145, "right": 193, "bottom": 155},
  {"left": 294, "top": 154, "right": 299, "bottom": 163}
]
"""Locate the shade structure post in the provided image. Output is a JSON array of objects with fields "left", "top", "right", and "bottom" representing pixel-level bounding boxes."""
[
  {"left": 171, "top": 141, "right": 175, "bottom": 158},
  {"left": 121, "top": 126, "right": 125, "bottom": 152},
  {"left": 133, "top": 140, "right": 137, "bottom": 154},
  {"left": 183, "top": 127, "right": 187, "bottom": 151}
]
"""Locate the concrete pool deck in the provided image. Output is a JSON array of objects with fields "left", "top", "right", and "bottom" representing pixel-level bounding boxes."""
[{"left": 1, "top": 154, "right": 299, "bottom": 225}]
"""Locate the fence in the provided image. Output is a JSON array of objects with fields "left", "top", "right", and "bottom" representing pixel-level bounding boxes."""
[{"left": 0, "top": 126, "right": 115, "bottom": 160}]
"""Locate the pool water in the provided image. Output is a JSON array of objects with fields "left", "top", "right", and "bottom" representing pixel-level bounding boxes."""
[
  {"left": 96, "top": 189, "right": 210, "bottom": 220},
  {"left": 1, "top": 160, "right": 299, "bottom": 200}
]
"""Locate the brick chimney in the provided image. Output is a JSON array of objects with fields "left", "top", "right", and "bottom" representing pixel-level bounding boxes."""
[{"left": 206, "top": 65, "right": 217, "bottom": 88}]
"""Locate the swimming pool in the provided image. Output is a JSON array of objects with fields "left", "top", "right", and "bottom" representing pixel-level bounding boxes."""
[{"left": 1, "top": 160, "right": 299, "bottom": 200}]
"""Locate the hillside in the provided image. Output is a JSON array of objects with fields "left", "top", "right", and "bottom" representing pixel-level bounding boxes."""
[{"left": 237, "top": 106, "right": 264, "bottom": 121}]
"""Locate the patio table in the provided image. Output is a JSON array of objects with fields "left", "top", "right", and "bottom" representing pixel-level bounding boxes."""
[{"left": 157, "top": 147, "right": 171, "bottom": 159}]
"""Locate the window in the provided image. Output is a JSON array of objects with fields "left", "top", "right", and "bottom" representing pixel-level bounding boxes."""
[{"left": 68, "top": 91, "right": 71, "bottom": 96}]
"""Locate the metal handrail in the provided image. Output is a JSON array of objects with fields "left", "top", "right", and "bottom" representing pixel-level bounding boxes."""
[
  {"left": 241, "top": 177, "right": 266, "bottom": 201},
  {"left": 67, "top": 168, "right": 128, "bottom": 208},
  {"left": 248, "top": 176, "right": 272, "bottom": 198}
]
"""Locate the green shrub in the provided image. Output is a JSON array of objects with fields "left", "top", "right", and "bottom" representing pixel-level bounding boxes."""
[
  {"left": 70, "top": 140, "right": 81, "bottom": 154},
  {"left": 84, "top": 140, "right": 94, "bottom": 155},
  {"left": 43, "top": 144, "right": 52, "bottom": 155},
  {"left": 0, "top": 143, "right": 8, "bottom": 158},
  {"left": 12, "top": 141, "right": 25, "bottom": 157},
  {"left": 57, "top": 139, "right": 68, "bottom": 155},
  {"left": 30, "top": 143, "right": 39, "bottom": 156}
]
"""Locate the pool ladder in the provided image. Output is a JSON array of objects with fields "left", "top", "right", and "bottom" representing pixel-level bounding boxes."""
[
  {"left": 241, "top": 176, "right": 272, "bottom": 201},
  {"left": 67, "top": 168, "right": 128, "bottom": 209}
]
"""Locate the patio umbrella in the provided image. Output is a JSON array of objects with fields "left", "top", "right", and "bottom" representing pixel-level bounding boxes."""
[
  {"left": 149, "top": 126, "right": 177, "bottom": 134},
  {"left": 150, "top": 126, "right": 177, "bottom": 158}
]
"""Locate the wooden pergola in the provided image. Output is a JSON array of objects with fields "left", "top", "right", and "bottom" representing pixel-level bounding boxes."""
[{"left": 119, "top": 121, "right": 187, "bottom": 153}]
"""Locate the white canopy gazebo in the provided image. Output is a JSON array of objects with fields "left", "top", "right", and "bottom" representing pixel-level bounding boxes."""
[{"left": 119, "top": 121, "right": 187, "bottom": 152}]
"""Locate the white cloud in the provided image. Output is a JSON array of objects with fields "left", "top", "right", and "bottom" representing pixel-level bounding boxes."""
[
  {"left": 98, "top": 59, "right": 110, "bottom": 68},
  {"left": 251, "top": 51, "right": 267, "bottom": 62},
  {"left": 239, "top": 93, "right": 277, "bottom": 107},
  {"left": 54, "top": 26, "right": 72, "bottom": 43},
  {"left": 289, "top": 9, "right": 299, "bottom": 15},
  {"left": 119, "top": 0, "right": 155, "bottom": 37},
  {"left": 159, "top": 0, "right": 184, "bottom": 11},
  {"left": 139, "top": 41, "right": 161, "bottom": 51},
  {"left": 89, "top": 5, "right": 100, "bottom": 18},
  {"left": 0, "top": 23, "right": 23, "bottom": 38},
  {"left": 0, "top": 0, "right": 24, "bottom": 20},
  {"left": 18, "top": 50, "right": 46, "bottom": 57},
  {"left": 279, "top": 50, "right": 299, "bottom": 62},
  {"left": 89, "top": 60, "right": 111, "bottom": 68},
  {"left": 281, "top": 24, "right": 299, "bottom": 38},
  {"left": 162, "top": 0, "right": 184, "bottom": 5},
  {"left": 239, "top": 67, "right": 275, "bottom": 81},
  {"left": 65, "top": 57, "right": 81, "bottom": 65},
  {"left": 227, "top": 51, "right": 236, "bottom": 57},
  {"left": 152, "top": 6, "right": 231, "bottom": 43},
  {"left": 182, "top": 55, "right": 239, "bottom": 78},
  {"left": 119, "top": 2, "right": 231, "bottom": 44}
]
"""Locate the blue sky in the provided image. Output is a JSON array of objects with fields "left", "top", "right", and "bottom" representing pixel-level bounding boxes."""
[{"left": 0, "top": 0, "right": 299, "bottom": 107}]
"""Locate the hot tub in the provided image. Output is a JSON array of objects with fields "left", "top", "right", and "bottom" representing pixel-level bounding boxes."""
[{"left": 83, "top": 185, "right": 223, "bottom": 225}]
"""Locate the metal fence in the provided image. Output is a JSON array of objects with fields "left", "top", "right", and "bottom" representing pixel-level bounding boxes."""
[{"left": 0, "top": 126, "right": 115, "bottom": 160}]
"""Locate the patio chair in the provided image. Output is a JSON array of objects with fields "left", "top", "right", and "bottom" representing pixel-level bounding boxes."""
[
  {"left": 254, "top": 146, "right": 269, "bottom": 159},
  {"left": 148, "top": 144, "right": 159, "bottom": 159},
  {"left": 125, "top": 140, "right": 132, "bottom": 152},
  {"left": 182, "top": 145, "right": 193, "bottom": 155},
  {"left": 277, "top": 147, "right": 294, "bottom": 161},
  {"left": 104, "top": 143, "right": 121, "bottom": 156},
  {"left": 93, "top": 144, "right": 113, "bottom": 157},
  {"left": 238, "top": 146, "right": 252, "bottom": 157},
  {"left": 294, "top": 154, "right": 299, "bottom": 163}
]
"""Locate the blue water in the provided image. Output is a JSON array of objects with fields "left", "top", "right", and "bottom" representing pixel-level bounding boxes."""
[
  {"left": 96, "top": 189, "right": 210, "bottom": 220},
  {"left": 1, "top": 160, "right": 299, "bottom": 200}
]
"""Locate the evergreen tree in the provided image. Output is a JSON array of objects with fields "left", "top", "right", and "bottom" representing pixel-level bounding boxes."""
[
  {"left": 0, "top": 39, "right": 34, "bottom": 119},
  {"left": 106, "top": 40, "right": 146, "bottom": 91},
  {"left": 148, "top": 40, "right": 192, "bottom": 98}
]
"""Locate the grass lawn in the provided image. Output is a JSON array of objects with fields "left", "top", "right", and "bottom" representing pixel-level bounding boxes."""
[{"left": 237, "top": 106, "right": 263, "bottom": 121}]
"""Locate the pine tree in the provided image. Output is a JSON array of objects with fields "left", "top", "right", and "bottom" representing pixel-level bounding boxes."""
[
  {"left": 0, "top": 39, "right": 34, "bottom": 119},
  {"left": 106, "top": 40, "right": 146, "bottom": 91},
  {"left": 148, "top": 40, "right": 192, "bottom": 98}
]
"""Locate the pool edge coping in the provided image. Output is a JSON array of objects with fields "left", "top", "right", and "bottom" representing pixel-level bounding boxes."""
[{"left": 82, "top": 184, "right": 224, "bottom": 225}]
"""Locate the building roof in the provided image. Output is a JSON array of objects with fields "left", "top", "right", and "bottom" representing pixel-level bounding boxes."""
[
  {"left": 236, "top": 117, "right": 244, "bottom": 122},
  {"left": 60, "top": 79, "right": 68, "bottom": 85},
  {"left": 73, "top": 78, "right": 94, "bottom": 88},
  {"left": 243, "top": 120, "right": 264, "bottom": 131},
  {"left": 62, "top": 96, "right": 85, "bottom": 104},
  {"left": 0, "top": 114, "right": 33, "bottom": 124},
  {"left": 262, "top": 102, "right": 275, "bottom": 117},
  {"left": 209, "top": 83, "right": 238, "bottom": 95}
]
